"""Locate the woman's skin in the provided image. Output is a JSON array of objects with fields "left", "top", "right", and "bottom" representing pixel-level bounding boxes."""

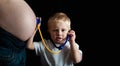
[{"left": 0, "top": 0, "right": 36, "bottom": 41}]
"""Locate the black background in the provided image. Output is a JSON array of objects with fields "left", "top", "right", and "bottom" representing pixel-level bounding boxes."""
[{"left": 24, "top": 0, "right": 110, "bottom": 66}]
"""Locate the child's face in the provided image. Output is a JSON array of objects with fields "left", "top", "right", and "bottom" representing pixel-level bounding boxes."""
[{"left": 48, "top": 22, "right": 70, "bottom": 44}]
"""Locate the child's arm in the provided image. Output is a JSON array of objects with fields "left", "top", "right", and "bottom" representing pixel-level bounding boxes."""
[
  {"left": 26, "top": 28, "right": 37, "bottom": 50},
  {"left": 68, "top": 30, "right": 83, "bottom": 63}
]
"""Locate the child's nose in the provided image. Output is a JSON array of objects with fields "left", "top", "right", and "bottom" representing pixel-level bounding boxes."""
[{"left": 57, "top": 31, "right": 62, "bottom": 36}]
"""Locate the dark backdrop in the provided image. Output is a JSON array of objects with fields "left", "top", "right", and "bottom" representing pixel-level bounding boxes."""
[{"left": 25, "top": 0, "right": 105, "bottom": 66}]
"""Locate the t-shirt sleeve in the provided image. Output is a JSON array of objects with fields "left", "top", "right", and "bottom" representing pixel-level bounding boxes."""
[
  {"left": 75, "top": 43, "right": 83, "bottom": 54},
  {"left": 33, "top": 42, "right": 41, "bottom": 55}
]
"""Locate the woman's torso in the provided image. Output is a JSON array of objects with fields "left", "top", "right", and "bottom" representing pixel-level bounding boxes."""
[{"left": 0, "top": 0, "right": 36, "bottom": 41}]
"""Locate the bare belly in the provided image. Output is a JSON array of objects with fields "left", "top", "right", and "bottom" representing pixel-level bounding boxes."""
[{"left": 0, "top": 0, "right": 36, "bottom": 41}]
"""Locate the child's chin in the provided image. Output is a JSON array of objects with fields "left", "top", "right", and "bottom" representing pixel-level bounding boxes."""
[{"left": 55, "top": 41, "right": 64, "bottom": 44}]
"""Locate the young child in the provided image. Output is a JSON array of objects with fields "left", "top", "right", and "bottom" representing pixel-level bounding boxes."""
[{"left": 27, "top": 12, "right": 83, "bottom": 66}]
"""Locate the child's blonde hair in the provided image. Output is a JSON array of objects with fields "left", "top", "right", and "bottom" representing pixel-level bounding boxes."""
[{"left": 48, "top": 12, "right": 71, "bottom": 30}]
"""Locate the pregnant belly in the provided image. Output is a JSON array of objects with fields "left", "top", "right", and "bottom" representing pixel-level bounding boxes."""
[{"left": 0, "top": 0, "right": 36, "bottom": 41}]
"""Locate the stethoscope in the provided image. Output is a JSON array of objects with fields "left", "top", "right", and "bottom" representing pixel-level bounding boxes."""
[{"left": 36, "top": 17, "right": 70, "bottom": 54}]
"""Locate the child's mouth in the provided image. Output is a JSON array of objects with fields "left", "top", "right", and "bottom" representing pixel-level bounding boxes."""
[{"left": 56, "top": 37, "right": 62, "bottom": 41}]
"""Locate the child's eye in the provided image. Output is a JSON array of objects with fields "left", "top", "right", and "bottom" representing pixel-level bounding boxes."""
[
  {"left": 62, "top": 29, "right": 66, "bottom": 32},
  {"left": 52, "top": 29, "right": 66, "bottom": 32},
  {"left": 53, "top": 29, "right": 58, "bottom": 32}
]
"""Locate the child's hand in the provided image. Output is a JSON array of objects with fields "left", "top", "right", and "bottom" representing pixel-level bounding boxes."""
[{"left": 68, "top": 30, "right": 76, "bottom": 42}]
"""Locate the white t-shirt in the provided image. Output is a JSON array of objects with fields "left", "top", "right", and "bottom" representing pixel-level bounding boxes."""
[{"left": 34, "top": 39, "right": 82, "bottom": 66}]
